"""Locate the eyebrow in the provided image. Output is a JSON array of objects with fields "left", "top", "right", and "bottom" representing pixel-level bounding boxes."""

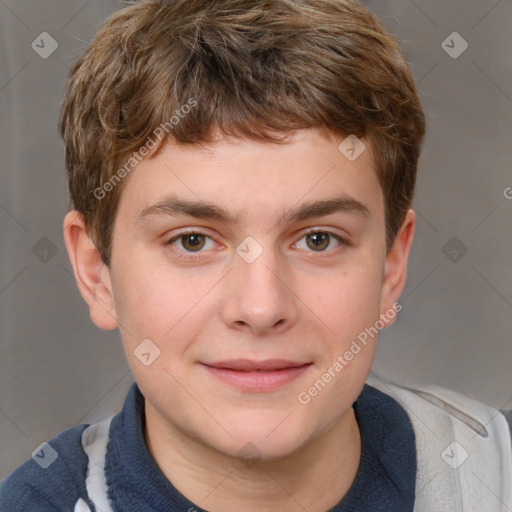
[{"left": 136, "top": 195, "right": 371, "bottom": 226}]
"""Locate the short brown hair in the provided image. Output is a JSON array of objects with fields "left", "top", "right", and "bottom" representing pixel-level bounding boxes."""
[{"left": 59, "top": 0, "right": 425, "bottom": 266}]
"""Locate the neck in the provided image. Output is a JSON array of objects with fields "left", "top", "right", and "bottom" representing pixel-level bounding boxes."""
[{"left": 144, "top": 404, "right": 361, "bottom": 512}]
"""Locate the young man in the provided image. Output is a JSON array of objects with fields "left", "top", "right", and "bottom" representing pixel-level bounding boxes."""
[{"left": 1, "top": 0, "right": 511, "bottom": 511}]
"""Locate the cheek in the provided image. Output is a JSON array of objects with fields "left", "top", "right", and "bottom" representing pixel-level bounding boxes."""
[
  {"left": 111, "top": 263, "right": 180, "bottom": 339},
  {"left": 305, "top": 262, "right": 383, "bottom": 337},
  {"left": 112, "top": 260, "right": 220, "bottom": 354},
  {"left": 112, "top": 269, "right": 203, "bottom": 390}
]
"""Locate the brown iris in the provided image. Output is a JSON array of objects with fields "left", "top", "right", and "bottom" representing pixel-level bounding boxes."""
[
  {"left": 306, "top": 232, "right": 330, "bottom": 251},
  {"left": 180, "top": 233, "right": 206, "bottom": 252}
]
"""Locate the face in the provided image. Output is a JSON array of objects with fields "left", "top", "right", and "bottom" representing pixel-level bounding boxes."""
[{"left": 76, "top": 128, "right": 411, "bottom": 460}]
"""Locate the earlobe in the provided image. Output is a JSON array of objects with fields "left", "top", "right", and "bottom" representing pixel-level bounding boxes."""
[
  {"left": 63, "top": 210, "right": 118, "bottom": 331},
  {"left": 379, "top": 209, "right": 415, "bottom": 325}
]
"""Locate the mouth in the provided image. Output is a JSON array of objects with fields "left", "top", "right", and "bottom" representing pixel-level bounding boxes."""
[{"left": 200, "top": 359, "right": 313, "bottom": 392}]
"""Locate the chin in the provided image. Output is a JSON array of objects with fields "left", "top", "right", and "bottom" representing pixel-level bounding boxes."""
[{"left": 209, "top": 415, "right": 313, "bottom": 463}]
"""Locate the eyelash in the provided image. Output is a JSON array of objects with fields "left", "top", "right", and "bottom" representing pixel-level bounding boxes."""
[{"left": 165, "top": 228, "right": 348, "bottom": 259}]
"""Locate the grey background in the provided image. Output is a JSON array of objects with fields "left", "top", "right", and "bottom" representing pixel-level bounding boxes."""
[{"left": 0, "top": 0, "right": 511, "bottom": 480}]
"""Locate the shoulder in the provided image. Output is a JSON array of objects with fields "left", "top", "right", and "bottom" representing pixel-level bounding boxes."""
[
  {"left": 0, "top": 423, "right": 92, "bottom": 512},
  {"left": 501, "top": 409, "right": 512, "bottom": 436},
  {"left": 366, "top": 375, "right": 512, "bottom": 511},
  {"left": 366, "top": 375, "right": 511, "bottom": 438}
]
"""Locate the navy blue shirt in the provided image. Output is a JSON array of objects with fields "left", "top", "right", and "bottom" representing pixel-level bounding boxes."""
[{"left": 0, "top": 383, "right": 416, "bottom": 511}]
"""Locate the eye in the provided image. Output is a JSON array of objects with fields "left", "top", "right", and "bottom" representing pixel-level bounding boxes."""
[
  {"left": 166, "top": 231, "right": 216, "bottom": 253},
  {"left": 295, "top": 231, "right": 344, "bottom": 252}
]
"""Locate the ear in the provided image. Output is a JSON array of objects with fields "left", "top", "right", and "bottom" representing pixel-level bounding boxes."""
[
  {"left": 379, "top": 209, "right": 415, "bottom": 326},
  {"left": 63, "top": 210, "right": 118, "bottom": 330}
]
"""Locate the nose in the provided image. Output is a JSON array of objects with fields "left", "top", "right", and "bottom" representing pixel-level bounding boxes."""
[{"left": 220, "top": 244, "right": 299, "bottom": 335}]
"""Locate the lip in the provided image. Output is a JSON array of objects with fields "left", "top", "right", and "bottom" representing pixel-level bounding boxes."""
[
  {"left": 200, "top": 359, "right": 313, "bottom": 392},
  {"left": 204, "top": 359, "right": 310, "bottom": 371}
]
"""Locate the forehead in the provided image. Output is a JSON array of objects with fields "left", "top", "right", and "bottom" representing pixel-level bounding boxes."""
[{"left": 115, "top": 129, "right": 383, "bottom": 225}]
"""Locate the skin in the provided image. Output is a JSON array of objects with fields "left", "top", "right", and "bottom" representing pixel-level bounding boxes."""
[{"left": 64, "top": 128, "right": 415, "bottom": 512}]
